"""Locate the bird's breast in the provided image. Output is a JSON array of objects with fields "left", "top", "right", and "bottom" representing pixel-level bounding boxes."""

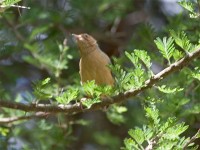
[{"left": 79, "top": 50, "right": 114, "bottom": 86}]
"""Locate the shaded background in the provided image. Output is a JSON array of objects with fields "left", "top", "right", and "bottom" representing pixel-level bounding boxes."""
[{"left": 0, "top": 0, "right": 200, "bottom": 149}]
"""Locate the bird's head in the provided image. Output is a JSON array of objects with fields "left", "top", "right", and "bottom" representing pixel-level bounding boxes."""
[{"left": 72, "top": 33, "right": 98, "bottom": 55}]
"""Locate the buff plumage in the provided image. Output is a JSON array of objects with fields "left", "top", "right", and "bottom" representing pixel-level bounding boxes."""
[{"left": 73, "top": 33, "right": 114, "bottom": 86}]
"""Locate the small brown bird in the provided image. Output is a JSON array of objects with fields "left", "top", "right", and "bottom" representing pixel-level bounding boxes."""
[{"left": 73, "top": 33, "right": 114, "bottom": 86}]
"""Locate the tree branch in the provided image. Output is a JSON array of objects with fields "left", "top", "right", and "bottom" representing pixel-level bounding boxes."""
[
  {"left": 0, "top": 112, "right": 51, "bottom": 124},
  {"left": 0, "top": 48, "right": 200, "bottom": 114},
  {"left": 145, "top": 133, "right": 163, "bottom": 150},
  {"left": 183, "top": 129, "right": 200, "bottom": 149}
]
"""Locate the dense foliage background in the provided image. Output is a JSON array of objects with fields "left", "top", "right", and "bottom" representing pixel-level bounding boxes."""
[{"left": 0, "top": 0, "right": 200, "bottom": 149}]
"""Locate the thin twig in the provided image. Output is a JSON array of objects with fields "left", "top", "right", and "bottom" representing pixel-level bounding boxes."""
[
  {"left": 0, "top": 112, "right": 51, "bottom": 124},
  {"left": 145, "top": 133, "right": 163, "bottom": 150},
  {"left": 0, "top": 3, "right": 30, "bottom": 9}
]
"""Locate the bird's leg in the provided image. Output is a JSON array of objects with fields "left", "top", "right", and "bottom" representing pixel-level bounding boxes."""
[{"left": 79, "top": 97, "right": 87, "bottom": 110}]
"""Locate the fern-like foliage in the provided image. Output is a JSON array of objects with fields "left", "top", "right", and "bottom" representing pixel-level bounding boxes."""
[
  {"left": 122, "top": 105, "right": 199, "bottom": 150},
  {"left": 81, "top": 80, "right": 113, "bottom": 108},
  {"left": 170, "top": 30, "right": 194, "bottom": 53},
  {"left": 109, "top": 58, "right": 128, "bottom": 92},
  {"left": 33, "top": 78, "right": 53, "bottom": 100},
  {"left": 157, "top": 85, "right": 183, "bottom": 94},
  {"left": 24, "top": 42, "right": 72, "bottom": 78},
  {"left": 125, "top": 51, "right": 141, "bottom": 69},
  {"left": 0, "top": 0, "right": 21, "bottom": 7},
  {"left": 178, "top": 0, "right": 200, "bottom": 18},
  {"left": 134, "top": 50, "right": 151, "bottom": 70},
  {"left": 106, "top": 105, "right": 127, "bottom": 125},
  {"left": 125, "top": 50, "right": 152, "bottom": 72},
  {"left": 154, "top": 37, "right": 175, "bottom": 64},
  {"left": 0, "top": 0, "right": 29, "bottom": 13},
  {"left": 191, "top": 67, "right": 200, "bottom": 81},
  {"left": 56, "top": 88, "right": 78, "bottom": 104}
]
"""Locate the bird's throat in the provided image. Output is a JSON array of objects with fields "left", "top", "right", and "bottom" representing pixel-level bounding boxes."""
[{"left": 79, "top": 45, "right": 98, "bottom": 58}]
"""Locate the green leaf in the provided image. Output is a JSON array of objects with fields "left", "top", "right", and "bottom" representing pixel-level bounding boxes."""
[
  {"left": 145, "top": 107, "right": 160, "bottom": 126},
  {"left": 164, "top": 123, "right": 189, "bottom": 140},
  {"left": 157, "top": 85, "right": 183, "bottom": 94},
  {"left": 83, "top": 80, "right": 100, "bottom": 97},
  {"left": 123, "top": 105, "right": 200, "bottom": 149},
  {"left": 33, "top": 78, "right": 53, "bottom": 100},
  {"left": 24, "top": 42, "right": 72, "bottom": 78},
  {"left": 142, "top": 126, "right": 153, "bottom": 141},
  {"left": 123, "top": 138, "right": 139, "bottom": 150},
  {"left": 55, "top": 42, "right": 72, "bottom": 77},
  {"left": 56, "top": 88, "right": 78, "bottom": 104},
  {"left": 132, "top": 68, "right": 145, "bottom": 87},
  {"left": 170, "top": 30, "right": 194, "bottom": 52},
  {"left": 81, "top": 98, "right": 101, "bottom": 109},
  {"left": 0, "top": 127, "right": 9, "bottom": 136},
  {"left": 1, "top": 0, "right": 22, "bottom": 6},
  {"left": 173, "top": 49, "right": 184, "bottom": 60},
  {"left": 81, "top": 80, "right": 113, "bottom": 108},
  {"left": 0, "top": 0, "right": 29, "bottom": 13},
  {"left": 192, "top": 73, "right": 200, "bottom": 81},
  {"left": 125, "top": 51, "right": 141, "bottom": 68},
  {"left": 154, "top": 37, "right": 175, "bottom": 64},
  {"left": 176, "top": 137, "right": 190, "bottom": 149},
  {"left": 191, "top": 67, "right": 200, "bottom": 80},
  {"left": 109, "top": 59, "right": 128, "bottom": 92},
  {"left": 184, "top": 104, "right": 200, "bottom": 114},
  {"left": 159, "top": 117, "right": 176, "bottom": 133},
  {"left": 38, "top": 120, "right": 53, "bottom": 130},
  {"left": 128, "top": 128, "right": 145, "bottom": 145},
  {"left": 74, "top": 119, "right": 91, "bottom": 126},
  {"left": 178, "top": 0, "right": 195, "bottom": 13},
  {"left": 115, "top": 51, "right": 148, "bottom": 91},
  {"left": 134, "top": 50, "right": 151, "bottom": 69},
  {"left": 106, "top": 105, "right": 127, "bottom": 125},
  {"left": 178, "top": 0, "right": 199, "bottom": 18}
]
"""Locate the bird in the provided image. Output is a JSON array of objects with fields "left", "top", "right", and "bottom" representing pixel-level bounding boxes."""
[{"left": 72, "top": 33, "right": 114, "bottom": 86}]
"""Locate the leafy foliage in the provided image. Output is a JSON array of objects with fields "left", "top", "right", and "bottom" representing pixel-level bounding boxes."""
[
  {"left": 0, "top": 127, "right": 9, "bottom": 136},
  {"left": 56, "top": 88, "right": 78, "bottom": 104},
  {"left": 109, "top": 58, "right": 128, "bottom": 92},
  {"left": 157, "top": 85, "right": 183, "bottom": 94},
  {"left": 33, "top": 78, "right": 53, "bottom": 100},
  {"left": 178, "top": 0, "right": 200, "bottom": 18},
  {"left": 106, "top": 105, "right": 127, "bottom": 125},
  {"left": 0, "top": 0, "right": 200, "bottom": 149},
  {"left": 170, "top": 30, "right": 194, "bottom": 53},
  {"left": 1, "top": 0, "right": 21, "bottom": 6},
  {"left": 191, "top": 67, "right": 200, "bottom": 81},
  {"left": 24, "top": 42, "right": 72, "bottom": 78},
  {"left": 0, "top": 0, "right": 29, "bottom": 13},
  {"left": 83, "top": 80, "right": 112, "bottom": 97},
  {"left": 154, "top": 37, "right": 175, "bottom": 64},
  {"left": 81, "top": 80, "right": 113, "bottom": 108},
  {"left": 122, "top": 105, "right": 198, "bottom": 150},
  {"left": 93, "top": 131, "right": 121, "bottom": 149},
  {"left": 110, "top": 50, "right": 151, "bottom": 92},
  {"left": 125, "top": 49, "right": 152, "bottom": 72}
]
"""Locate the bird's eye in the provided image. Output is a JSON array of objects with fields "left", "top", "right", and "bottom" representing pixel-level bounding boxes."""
[{"left": 83, "top": 34, "right": 88, "bottom": 38}]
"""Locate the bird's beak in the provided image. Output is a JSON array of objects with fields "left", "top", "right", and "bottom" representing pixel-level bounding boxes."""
[
  {"left": 72, "top": 34, "right": 83, "bottom": 42},
  {"left": 72, "top": 33, "right": 77, "bottom": 38},
  {"left": 72, "top": 34, "right": 78, "bottom": 43},
  {"left": 72, "top": 34, "right": 78, "bottom": 41}
]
